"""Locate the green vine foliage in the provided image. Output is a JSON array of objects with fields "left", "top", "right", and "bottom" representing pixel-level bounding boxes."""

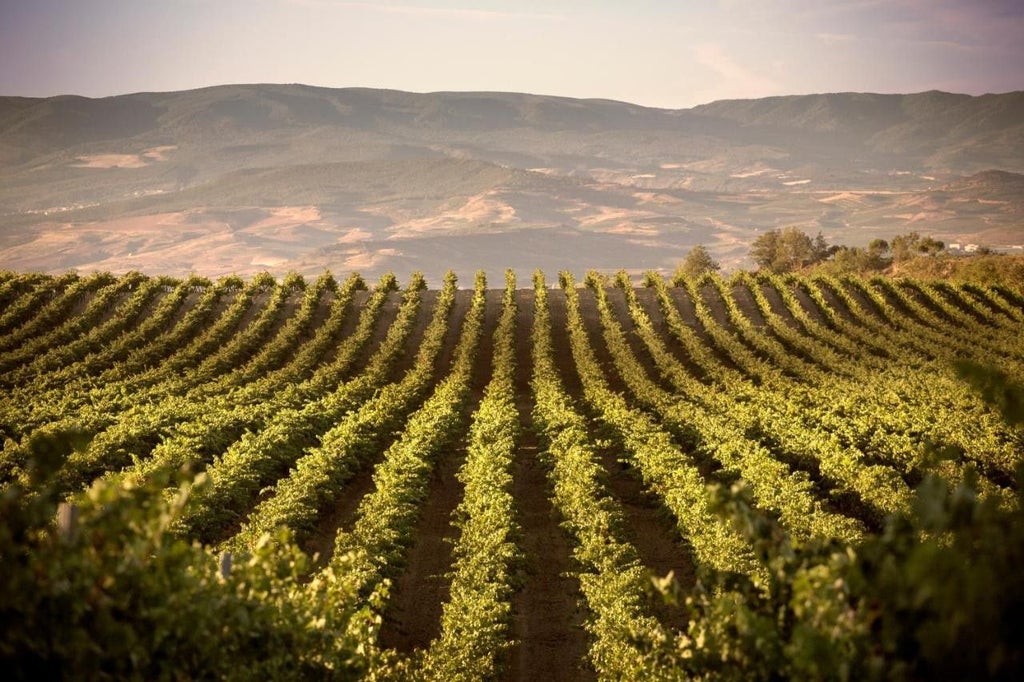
[
  {"left": 0, "top": 431, "right": 380, "bottom": 680},
  {"left": 651, "top": 371, "right": 1024, "bottom": 681},
  {"left": 1, "top": 270, "right": 1023, "bottom": 680}
]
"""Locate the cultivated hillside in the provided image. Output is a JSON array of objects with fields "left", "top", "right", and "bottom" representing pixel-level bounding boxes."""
[{"left": 1, "top": 268, "right": 1022, "bottom": 677}]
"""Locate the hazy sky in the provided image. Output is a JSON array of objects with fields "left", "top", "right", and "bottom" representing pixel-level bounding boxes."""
[{"left": 2, "top": 0, "right": 1022, "bottom": 108}]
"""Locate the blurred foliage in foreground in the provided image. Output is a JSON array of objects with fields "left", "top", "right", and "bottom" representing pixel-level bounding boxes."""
[
  {"left": 649, "top": 361, "right": 1024, "bottom": 680},
  {"left": 0, "top": 435, "right": 381, "bottom": 680}
]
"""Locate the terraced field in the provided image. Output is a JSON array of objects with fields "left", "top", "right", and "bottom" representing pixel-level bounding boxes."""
[{"left": 1, "top": 268, "right": 1022, "bottom": 679}]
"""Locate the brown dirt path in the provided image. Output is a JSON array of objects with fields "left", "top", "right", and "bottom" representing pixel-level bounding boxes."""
[
  {"left": 827, "top": 280, "right": 910, "bottom": 335},
  {"left": 153, "top": 289, "right": 201, "bottom": 334},
  {"left": 552, "top": 286, "right": 698, "bottom": 644},
  {"left": 730, "top": 282, "right": 767, "bottom": 328},
  {"left": 758, "top": 280, "right": 803, "bottom": 330},
  {"left": 311, "top": 287, "right": 370, "bottom": 367},
  {"left": 507, "top": 288, "right": 592, "bottom": 682},
  {"left": 574, "top": 287, "right": 629, "bottom": 395},
  {"left": 63, "top": 285, "right": 104, "bottom": 323},
  {"left": 696, "top": 282, "right": 732, "bottom": 330},
  {"left": 324, "top": 288, "right": 402, "bottom": 372},
  {"left": 934, "top": 287, "right": 995, "bottom": 326},
  {"left": 809, "top": 279, "right": 874, "bottom": 327},
  {"left": 136, "top": 286, "right": 180, "bottom": 327},
  {"left": 604, "top": 287, "right": 680, "bottom": 393},
  {"left": 304, "top": 288, "right": 464, "bottom": 567},
  {"left": 633, "top": 286, "right": 712, "bottom": 383},
  {"left": 56, "top": 287, "right": 175, "bottom": 378},
  {"left": 233, "top": 289, "right": 272, "bottom": 333},
  {"left": 787, "top": 281, "right": 832, "bottom": 327},
  {"left": 260, "top": 294, "right": 302, "bottom": 349},
  {"left": 900, "top": 283, "right": 959, "bottom": 326},
  {"left": 700, "top": 282, "right": 786, "bottom": 369},
  {"left": 657, "top": 285, "right": 742, "bottom": 376},
  {"left": 297, "top": 282, "right": 342, "bottom": 342},
  {"left": 0, "top": 278, "right": 37, "bottom": 313},
  {"left": 378, "top": 288, "right": 502, "bottom": 653},
  {"left": 418, "top": 289, "right": 473, "bottom": 385},
  {"left": 592, "top": 289, "right": 698, "bottom": 589},
  {"left": 763, "top": 281, "right": 873, "bottom": 361},
  {"left": 2, "top": 285, "right": 104, "bottom": 359},
  {"left": 543, "top": 288, "right": 587, "bottom": 398}
]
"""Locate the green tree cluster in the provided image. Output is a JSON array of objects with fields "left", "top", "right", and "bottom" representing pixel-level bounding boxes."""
[
  {"left": 750, "top": 227, "right": 834, "bottom": 272},
  {"left": 820, "top": 238, "right": 891, "bottom": 275},
  {"left": 750, "top": 230, "right": 951, "bottom": 275},
  {"left": 892, "top": 232, "right": 945, "bottom": 262},
  {"left": 673, "top": 244, "right": 721, "bottom": 283}
]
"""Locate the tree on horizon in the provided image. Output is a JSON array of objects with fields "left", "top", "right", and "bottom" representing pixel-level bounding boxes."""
[{"left": 675, "top": 244, "right": 721, "bottom": 282}]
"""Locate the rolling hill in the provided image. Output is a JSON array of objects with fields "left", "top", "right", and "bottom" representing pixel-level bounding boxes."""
[{"left": 1, "top": 84, "right": 1022, "bottom": 278}]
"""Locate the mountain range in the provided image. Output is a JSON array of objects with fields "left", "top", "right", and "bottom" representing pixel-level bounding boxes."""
[{"left": 1, "top": 84, "right": 1022, "bottom": 279}]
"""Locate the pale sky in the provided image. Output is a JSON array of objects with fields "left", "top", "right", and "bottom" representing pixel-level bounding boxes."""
[{"left": 1, "top": 0, "right": 1022, "bottom": 108}]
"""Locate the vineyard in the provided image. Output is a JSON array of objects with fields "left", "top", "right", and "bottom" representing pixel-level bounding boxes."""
[{"left": 1, "top": 267, "right": 1023, "bottom": 679}]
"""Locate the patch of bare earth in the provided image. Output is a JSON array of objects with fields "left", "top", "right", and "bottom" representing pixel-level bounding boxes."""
[
  {"left": 597, "top": 288, "right": 697, "bottom": 628},
  {"left": 507, "top": 288, "right": 592, "bottom": 681},
  {"left": 159, "top": 289, "right": 203, "bottom": 335},
  {"left": 70, "top": 146, "right": 177, "bottom": 169},
  {"left": 378, "top": 289, "right": 503, "bottom": 653},
  {"left": 322, "top": 288, "right": 401, "bottom": 370},
  {"left": 730, "top": 283, "right": 766, "bottom": 328},
  {"left": 386, "top": 191, "right": 519, "bottom": 239},
  {"left": 810, "top": 280, "right": 865, "bottom": 327},
  {"left": 665, "top": 283, "right": 700, "bottom": 328},
  {"left": 546, "top": 288, "right": 594, "bottom": 397},
  {"left": 0, "top": 204, "right": 356, "bottom": 276},
  {"left": 765, "top": 281, "right": 867, "bottom": 360},
  {"left": 316, "top": 285, "right": 366, "bottom": 353},
  {"left": 528, "top": 287, "right": 600, "bottom": 680},
  {"left": 755, "top": 281, "right": 798, "bottom": 330},
  {"left": 303, "top": 289, "right": 448, "bottom": 565},
  {"left": 786, "top": 281, "right": 831, "bottom": 327},
  {"left": 71, "top": 153, "right": 149, "bottom": 169},
  {"left": 698, "top": 282, "right": 743, "bottom": 338},
  {"left": 573, "top": 287, "right": 627, "bottom": 394},
  {"left": 633, "top": 286, "right": 712, "bottom": 381},
  {"left": 106, "top": 284, "right": 169, "bottom": 333}
]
